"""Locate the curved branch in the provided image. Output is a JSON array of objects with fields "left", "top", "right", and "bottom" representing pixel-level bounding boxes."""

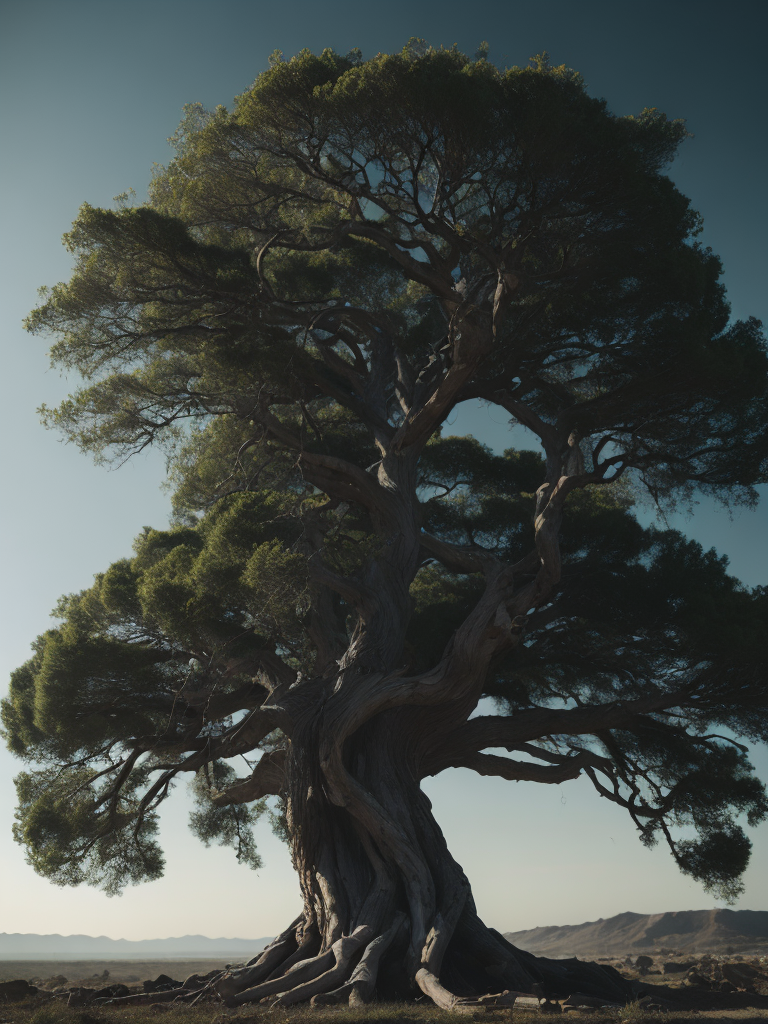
[
  {"left": 454, "top": 690, "right": 691, "bottom": 751},
  {"left": 150, "top": 704, "right": 289, "bottom": 771},
  {"left": 582, "top": 766, "right": 665, "bottom": 822},
  {"left": 391, "top": 313, "right": 493, "bottom": 454},
  {"left": 418, "top": 532, "right": 499, "bottom": 575},
  {"left": 249, "top": 402, "right": 396, "bottom": 522},
  {"left": 347, "top": 221, "right": 455, "bottom": 298},
  {"left": 450, "top": 749, "right": 611, "bottom": 784},
  {"left": 493, "top": 391, "right": 559, "bottom": 454},
  {"left": 308, "top": 556, "right": 370, "bottom": 604},
  {"left": 211, "top": 749, "right": 286, "bottom": 805}
]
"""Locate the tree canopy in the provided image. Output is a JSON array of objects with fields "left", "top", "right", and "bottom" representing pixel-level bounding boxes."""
[{"left": 4, "top": 42, "right": 768, "bottom": 1008}]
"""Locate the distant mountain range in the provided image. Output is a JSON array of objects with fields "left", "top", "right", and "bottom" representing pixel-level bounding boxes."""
[
  {"left": 504, "top": 909, "right": 768, "bottom": 956},
  {"left": 6, "top": 908, "right": 768, "bottom": 960},
  {"left": 0, "top": 933, "right": 272, "bottom": 960}
]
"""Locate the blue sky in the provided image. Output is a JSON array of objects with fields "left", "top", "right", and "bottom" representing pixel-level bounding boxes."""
[{"left": 0, "top": 0, "right": 766, "bottom": 941}]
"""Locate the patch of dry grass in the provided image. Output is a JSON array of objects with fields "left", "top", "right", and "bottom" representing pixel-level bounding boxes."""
[
  {"left": 0, "top": 962, "right": 233, "bottom": 986},
  {"left": 3, "top": 998, "right": 768, "bottom": 1024}
]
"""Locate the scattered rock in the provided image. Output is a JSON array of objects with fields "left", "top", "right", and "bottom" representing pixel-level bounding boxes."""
[
  {"left": 722, "top": 961, "right": 762, "bottom": 986},
  {"left": 685, "top": 969, "right": 712, "bottom": 988},
  {"left": 662, "top": 961, "right": 694, "bottom": 974},
  {"left": 67, "top": 987, "right": 95, "bottom": 1006},
  {"left": 182, "top": 969, "right": 221, "bottom": 990},
  {"left": 94, "top": 983, "right": 130, "bottom": 999},
  {"left": 143, "top": 974, "right": 183, "bottom": 994},
  {"left": 539, "top": 998, "right": 562, "bottom": 1013},
  {"left": 0, "top": 979, "right": 38, "bottom": 1002}
]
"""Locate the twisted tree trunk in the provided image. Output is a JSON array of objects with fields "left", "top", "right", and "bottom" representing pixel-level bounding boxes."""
[
  {"left": 207, "top": 428, "right": 646, "bottom": 1010},
  {"left": 215, "top": 700, "right": 632, "bottom": 1010}
]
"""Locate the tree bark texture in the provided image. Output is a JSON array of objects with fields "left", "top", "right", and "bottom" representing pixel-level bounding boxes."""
[{"left": 214, "top": 703, "right": 631, "bottom": 1009}]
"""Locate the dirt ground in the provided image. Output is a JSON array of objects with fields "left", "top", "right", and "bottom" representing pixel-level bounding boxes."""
[
  {"left": 0, "top": 1001, "right": 767, "bottom": 1024},
  {"left": 0, "top": 959, "right": 232, "bottom": 985},
  {"left": 2, "top": 951, "right": 768, "bottom": 1023}
]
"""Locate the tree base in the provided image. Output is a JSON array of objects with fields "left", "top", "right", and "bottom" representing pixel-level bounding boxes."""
[{"left": 212, "top": 911, "right": 635, "bottom": 1011}]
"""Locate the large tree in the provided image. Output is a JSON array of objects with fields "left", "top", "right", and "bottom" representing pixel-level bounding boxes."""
[{"left": 4, "top": 44, "right": 768, "bottom": 1009}]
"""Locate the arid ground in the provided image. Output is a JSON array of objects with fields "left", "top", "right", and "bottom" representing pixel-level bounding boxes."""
[{"left": 3, "top": 951, "right": 768, "bottom": 1024}]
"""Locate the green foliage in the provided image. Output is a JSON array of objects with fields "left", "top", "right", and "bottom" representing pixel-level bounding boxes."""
[
  {"left": 26, "top": 42, "right": 766, "bottom": 501},
  {"left": 0, "top": 490, "right": 307, "bottom": 891},
  {"left": 189, "top": 762, "right": 265, "bottom": 868},
  {"left": 675, "top": 826, "right": 753, "bottom": 903},
  {"left": 12, "top": 764, "right": 164, "bottom": 895}
]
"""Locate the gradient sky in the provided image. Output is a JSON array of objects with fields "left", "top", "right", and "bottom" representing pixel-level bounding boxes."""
[{"left": 1, "top": 0, "right": 766, "bottom": 943}]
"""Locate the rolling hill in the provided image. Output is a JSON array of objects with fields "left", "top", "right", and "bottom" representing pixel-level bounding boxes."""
[
  {"left": 504, "top": 909, "right": 768, "bottom": 956},
  {"left": 0, "top": 933, "right": 272, "bottom": 960}
]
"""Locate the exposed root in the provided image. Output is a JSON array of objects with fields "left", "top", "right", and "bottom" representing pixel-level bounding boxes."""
[
  {"left": 213, "top": 916, "right": 302, "bottom": 999},
  {"left": 458, "top": 990, "right": 540, "bottom": 1009},
  {"left": 311, "top": 911, "right": 407, "bottom": 1006},
  {"left": 273, "top": 925, "right": 373, "bottom": 1006},
  {"left": 415, "top": 968, "right": 468, "bottom": 1012},
  {"left": 266, "top": 921, "right": 320, "bottom": 978},
  {"left": 216, "top": 951, "right": 333, "bottom": 1006},
  {"left": 210, "top": 900, "right": 635, "bottom": 1014},
  {"left": 216, "top": 924, "right": 373, "bottom": 1008},
  {"left": 214, "top": 912, "right": 408, "bottom": 1010}
]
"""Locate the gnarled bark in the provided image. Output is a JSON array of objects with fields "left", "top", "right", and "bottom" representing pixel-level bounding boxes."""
[{"left": 212, "top": 702, "right": 633, "bottom": 1011}]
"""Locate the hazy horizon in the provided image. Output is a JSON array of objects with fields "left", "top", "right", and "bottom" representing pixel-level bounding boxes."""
[
  {"left": 4, "top": 905, "right": 766, "bottom": 942},
  {"left": 5, "top": 906, "right": 768, "bottom": 950}
]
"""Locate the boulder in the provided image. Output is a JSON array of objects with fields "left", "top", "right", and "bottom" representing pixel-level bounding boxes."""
[
  {"left": 663, "top": 961, "right": 694, "bottom": 974},
  {"left": 0, "top": 979, "right": 38, "bottom": 1002},
  {"left": 182, "top": 971, "right": 220, "bottom": 990},
  {"left": 686, "top": 969, "right": 712, "bottom": 989},
  {"left": 67, "top": 987, "right": 96, "bottom": 1006},
  {"left": 540, "top": 999, "right": 562, "bottom": 1013},
  {"left": 722, "top": 962, "right": 762, "bottom": 984},
  {"left": 143, "top": 974, "right": 183, "bottom": 994},
  {"left": 94, "top": 984, "right": 130, "bottom": 999}
]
